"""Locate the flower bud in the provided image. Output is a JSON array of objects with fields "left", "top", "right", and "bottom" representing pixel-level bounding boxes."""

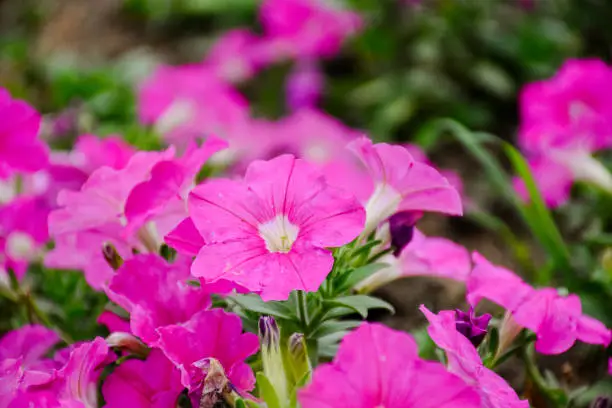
[
  {"left": 287, "top": 333, "right": 311, "bottom": 384},
  {"left": 105, "top": 332, "right": 149, "bottom": 358},
  {"left": 591, "top": 396, "right": 612, "bottom": 408},
  {"left": 455, "top": 307, "right": 492, "bottom": 348},
  {"left": 102, "top": 243, "right": 123, "bottom": 271},
  {"left": 388, "top": 211, "right": 421, "bottom": 255},
  {"left": 497, "top": 311, "right": 523, "bottom": 356},
  {"left": 258, "top": 316, "right": 289, "bottom": 406}
]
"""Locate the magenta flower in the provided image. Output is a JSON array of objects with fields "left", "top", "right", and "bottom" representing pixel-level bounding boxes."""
[
  {"left": 204, "top": 29, "right": 274, "bottom": 82},
  {"left": 259, "top": 0, "right": 362, "bottom": 59},
  {"left": 157, "top": 309, "right": 259, "bottom": 395},
  {"left": 299, "top": 322, "right": 480, "bottom": 407},
  {"left": 420, "top": 306, "right": 529, "bottom": 408},
  {"left": 102, "top": 349, "right": 183, "bottom": 408},
  {"left": 355, "top": 228, "right": 470, "bottom": 293},
  {"left": 348, "top": 137, "right": 462, "bottom": 235},
  {"left": 188, "top": 154, "right": 364, "bottom": 300},
  {"left": 468, "top": 253, "right": 612, "bottom": 354},
  {"left": 0, "top": 325, "right": 59, "bottom": 368},
  {"left": 517, "top": 59, "right": 612, "bottom": 207},
  {"left": 0, "top": 88, "right": 49, "bottom": 178},
  {"left": 138, "top": 64, "right": 249, "bottom": 147},
  {"left": 108, "top": 254, "right": 211, "bottom": 346},
  {"left": 71, "top": 134, "right": 134, "bottom": 173}
]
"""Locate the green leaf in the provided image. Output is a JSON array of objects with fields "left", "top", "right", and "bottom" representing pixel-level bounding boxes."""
[
  {"left": 256, "top": 372, "right": 281, "bottom": 408},
  {"left": 325, "top": 295, "right": 394, "bottom": 318},
  {"left": 503, "top": 143, "right": 573, "bottom": 285},
  {"left": 235, "top": 398, "right": 247, "bottom": 408},
  {"left": 337, "top": 263, "right": 388, "bottom": 292},
  {"left": 310, "top": 320, "right": 362, "bottom": 338},
  {"left": 230, "top": 294, "right": 295, "bottom": 320}
]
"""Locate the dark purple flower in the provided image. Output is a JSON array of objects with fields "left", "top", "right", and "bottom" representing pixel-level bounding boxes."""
[
  {"left": 592, "top": 397, "right": 612, "bottom": 408},
  {"left": 388, "top": 211, "right": 422, "bottom": 256},
  {"left": 455, "top": 307, "right": 492, "bottom": 347}
]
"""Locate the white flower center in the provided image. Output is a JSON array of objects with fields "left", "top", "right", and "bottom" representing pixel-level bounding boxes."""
[
  {"left": 363, "top": 183, "right": 403, "bottom": 236},
  {"left": 6, "top": 232, "right": 35, "bottom": 261},
  {"left": 155, "top": 99, "right": 196, "bottom": 135},
  {"left": 258, "top": 215, "right": 299, "bottom": 253}
]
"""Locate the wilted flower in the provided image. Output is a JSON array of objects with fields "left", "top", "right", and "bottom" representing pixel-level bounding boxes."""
[
  {"left": 299, "top": 322, "right": 480, "bottom": 407},
  {"left": 187, "top": 154, "right": 365, "bottom": 300}
]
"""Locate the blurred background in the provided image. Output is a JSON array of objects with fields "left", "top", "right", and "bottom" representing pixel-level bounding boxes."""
[{"left": 2, "top": 0, "right": 612, "bottom": 401}]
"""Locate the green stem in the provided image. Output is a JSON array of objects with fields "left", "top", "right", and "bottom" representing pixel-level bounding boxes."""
[
  {"left": 22, "top": 292, "right": 74, "bottom": 344},
  {"left": 521, "top": 343, "right": 565, "bottom": 406},
  {"left": 297, "top": 291, "right": 309, "bottom": 329}
]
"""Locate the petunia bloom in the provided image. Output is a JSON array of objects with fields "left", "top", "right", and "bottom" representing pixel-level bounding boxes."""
[
  {"left": 157, "top": 309, "right": 259, "bottom": 396},
  {"left": 420, "top": 305, "right": 529, "bottom": 408},
  {"left": 188, "top": 154, "right": 365, "bottom": 300},
  {"left": 455, "top": 307, "right": 492, "bottom": 348},
  {"left": 299, "top": 322, "right": 480, "bottom": 407},
  {"left": 108, "top": 254, "right": 211, "bottom": 346},
  {"left": 348, "top": 137, "right": 462, "bottom": 235},
  {"left": 355, "top": 228, "right": 470, "bottom": 293},
  {"left": 102, "top": 348, "right": 183, "bottom": 408},
  {"left": 516, "top": 59, "right": 612, "bottom": 207},
  {"left": 467, "top": 252, "right": 612, "bottom": 354},
  {"left": 259, "top": 0, "right": 362, "bottom": 59},
  {"left": 0, "top": 88, "right": 49, "bottom": 178}
]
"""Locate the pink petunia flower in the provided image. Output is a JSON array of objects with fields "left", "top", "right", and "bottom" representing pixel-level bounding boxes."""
[
  {"left": 467, "top": 252, "right": 612, "bottom": 354},
  {"left": 138, "top": 64, "right": 249, "bottom": 147},
  {"left": 259, "top": 0, "right": 362, "bottom": 59},
  {"left": 108, "top": 254, "right": 211, "bottom": 346},
  {"left": 420, "top": 305, "right": 529, "bottom": 408},
  {"left": 355, "top": 228, "right": 470, "bottom": 293},
  {"left": 102, "top": 348, "right": 184, "bottom": 408},
  {"left": 187, "top": 154, "right": 365, "bottom": 300},
  {"left": 348, "top": 137, "right": 462, "bottom": 235},
  {"left": 204, "top": 29, "right": 275, "bottom": 82},
  {"left": 0, "top": 88, "right": 49, "bottom": 178},
  {"left": 70, "top": 134, "right": 135, "bottom": 174},
  {"left": 299, "top": 322, "right": 480, "bottom": 407},
  {"left": 157, "top": 309, "right": 259, "bottom": 396},
  {"left": 516, "top": 59, "right": 612, "bottom": 207}
]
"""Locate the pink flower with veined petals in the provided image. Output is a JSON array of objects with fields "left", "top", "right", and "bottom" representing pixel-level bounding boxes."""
[
  {"left": 108, "top": 254, "right": 211, "bottom": 346},
  {"left": 468, "top": 252, "right": 612, "bottom": 354},
  {"left": 355, "top": 228, "right": 470, "bottom": 293},
  {"left": 102, "top": 349, "right": 183, "bottom": 408},
  {"left": 299, "top": 322, "right": 480, "bottom": 407},
  {"left": 260, "top": 0, "right": 362, "bottom": 59},
  {"left": 157, "top": 309, "right": 259, "bottom": 395},
  {"left": 348, "top": 137, "right": 462, "bottom": 235},
  {"left": 138, "top": 64, "right": 249, "bottom": 147},
  {"left": 420, "top": 306, "right": 529, "bottom": 408},
  {"left": 0, "top": 88, "right": 49, "bottom": 178},
  {"left": 187, "top": 154, "right": 365, "bottom": 300},
  {"left": 516, "top": 59, "right": 612, "bottom": 207}
]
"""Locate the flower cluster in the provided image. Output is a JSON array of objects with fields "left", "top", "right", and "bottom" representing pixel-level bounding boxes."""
[{"left": 2, "top": 1, "right": 612, "bottom": 407}]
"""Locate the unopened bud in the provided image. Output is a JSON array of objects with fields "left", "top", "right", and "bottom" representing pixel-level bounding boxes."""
[
  {"left": 388, "top": 211, "right": 421, "bottom": 256},
  {"left": 102, "top": 243, "right": 123, "bottom": 270},
  {"left": 287, "top": 333, "right": 311, "bottom": 384},
  {"left": 258, "top": 316, "right": 288, "bottom": 406},
  {"left": 497, "top": 311, "right": 523, "bottom": 357},
  {"left": 106, "top": 332, "right": 149, "bottom": 358},
  {"left": 591, "top": 396, "right": 612, "bottom": 408},
  {"left": 455, "top": 307, "right": 492, "bottom": 348}
]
